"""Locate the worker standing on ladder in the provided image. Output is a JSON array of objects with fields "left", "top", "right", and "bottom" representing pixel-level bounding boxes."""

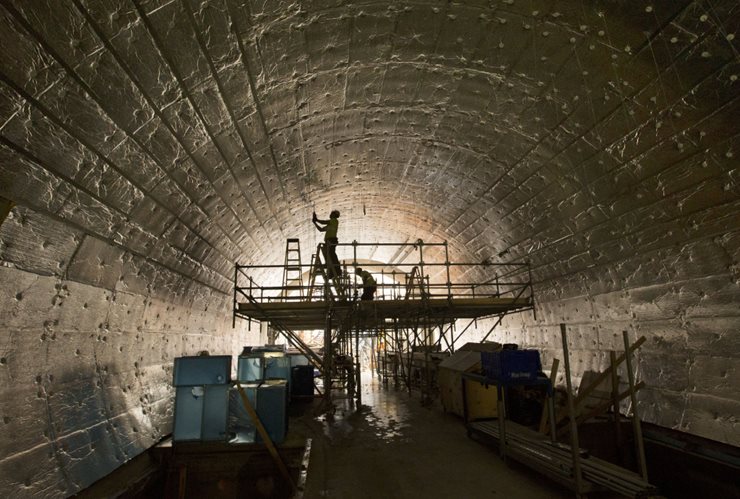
[
  {"left": 313, "top": 210, "right": 341, "bottom": 278},
  {"left": 354, "top": 267, "right": 377, "bottom": 301}
]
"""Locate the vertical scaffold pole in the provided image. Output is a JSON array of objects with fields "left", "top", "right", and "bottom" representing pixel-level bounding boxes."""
[
  {"left": 394, "top": 318, "right": 401, "bottom": 386},
  {"left": 623, "top": 331, "right": 648, "bottom": 482},
  {"left": 444, "top": 240, "right": 452, "bottom": 300},
  {"left": 528, "top": 261, "right": 536, "bottom": 321},
  {"left": 232, "top": 264, "right": 238, "bottom": 328},
  {"left": 560, "top": 323, "right": 584, "bottom": 497},
  {"left": 418, "top": 239, "right": 425, "bottom": 298},
  {"left": 323, "top": 288, "right": 333, "bottom": 413},
  {"left": 356, "top": 319, "right": 362, "bottom": 406},
  {"left": 423, "top": 322, "right": 431, "bottom": 405},
  {"left": 609, "top": 351, "right": 623, "bottom": 458}
]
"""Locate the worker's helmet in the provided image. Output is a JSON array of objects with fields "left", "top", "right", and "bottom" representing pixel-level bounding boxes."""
[
  {"left": 355, "top": 267, "right": 362, "bottom": 273},
  {"left": 330, "top": 210, "right": 340, "bottom": 218}
]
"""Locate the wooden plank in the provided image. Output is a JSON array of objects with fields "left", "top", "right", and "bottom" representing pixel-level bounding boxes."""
[
  {"left": 623, "top": 332, "right": 649, "bottom": 482},
  {"left": 557, "top": 382, "right": 646, "bottom": 436},
  {"left": 609, "top": 351, "right": 623, "bottom": 452},
  {"left": 552, "top": 336, "right": 647, "bottom": 427},
  {"left": 574, "top": 336, "right": 645, "bottom": 406},
  {"left": 177, "top": 465, "right": 187, "bottom": 499},
  {"left": 235, "top": 382, "right": 296, "bottom": 491}
]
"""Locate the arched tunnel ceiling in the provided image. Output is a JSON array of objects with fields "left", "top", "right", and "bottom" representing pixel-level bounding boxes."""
[
  {"left": 0, "top": 2, "right": 740, "bottom": 493},
  {"left": 0, "top": 0, "right": 737, "bottom": 294}
]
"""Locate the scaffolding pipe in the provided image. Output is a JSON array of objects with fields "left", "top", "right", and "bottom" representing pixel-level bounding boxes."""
[
  {"left": 232, "top": 263, "right": 238, "bottom": 329},
  {"left": 623, "top": 331, "right": 649, "bottom": 482},
  {"left": 356, "top": 318, "right": 362, "bottom": 406},
  {"left": 444, "top": 241, "right": 452, "bottom": 300},
  {"left": 560, "top": 323, "right": 585, "bottom": 497}
]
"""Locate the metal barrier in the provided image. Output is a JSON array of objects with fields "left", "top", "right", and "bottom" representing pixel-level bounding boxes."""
[{"left": 233, "top": 239, "right": 534, "bottom": 307}]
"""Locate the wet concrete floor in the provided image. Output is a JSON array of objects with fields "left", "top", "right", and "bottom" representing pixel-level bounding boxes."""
[{"left": 296, "top": 374, "right": 571, "bottom": 499}]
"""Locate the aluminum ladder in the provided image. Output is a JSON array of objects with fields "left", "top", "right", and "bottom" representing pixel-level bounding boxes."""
[{"left": 282, "top": 238, "right": 304, "bottom": 301}]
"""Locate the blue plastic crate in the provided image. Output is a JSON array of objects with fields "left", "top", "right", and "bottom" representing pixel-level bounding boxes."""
[{"left": 481, "top": 350, "right": 542, "bottom": 382}]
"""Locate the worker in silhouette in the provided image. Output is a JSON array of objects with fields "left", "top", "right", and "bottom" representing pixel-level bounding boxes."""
[
  {"left": 313, "top": 210, "right": 341, "bottom": 277},
  {"left": 355, "top": 267, "right": 377, "bottom": 301}
]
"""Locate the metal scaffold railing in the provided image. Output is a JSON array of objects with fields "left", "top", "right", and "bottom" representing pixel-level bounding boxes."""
[{"left": 232, "top": 239, "right": 536, "bottom": 408}]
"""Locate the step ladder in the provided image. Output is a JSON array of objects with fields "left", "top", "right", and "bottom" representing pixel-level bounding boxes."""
[
  {"left": 282, "top": 238, "right": 304, "bottom": 301},
  {"left": 306, "top": 251, "right": 323, "bottom": 301},
  {"left": 307, "top": 243, "right": 347, "bottom": 301}
]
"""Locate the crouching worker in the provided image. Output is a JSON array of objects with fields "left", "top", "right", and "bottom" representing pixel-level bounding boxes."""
[{"left": 355, "top": 267, "right": 377, "bottom": 301}]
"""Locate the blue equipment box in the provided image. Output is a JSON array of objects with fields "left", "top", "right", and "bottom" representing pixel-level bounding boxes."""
[
  {"left": 173, "top": 384, "right": 230, "bottom": 442},
  {"left": 264, "top": 353, "right": 291, "bottom": 381},
  {"left": 228, "top": 381, "right": 289, "bottom": 444},
  {"left": 288, "top": 353, "right": 310, "bottom": 366},
  {"left": 237, "top": 351, "right": 291, "bottom": 383},
  {"left": 481, "top": 350, "right": 542, "bottom": 382},
  {"left": 237, "top": 354, "right": 264, "bottom": 383},
  {"left": 257, "top": 380, "right": 288, "bottom": 444},
  {"left": 173, "top": 355, "right": 231, "bottom": 386},
  {"left": 291, "top": 365, "right": 314, "bottom": 399},
  {"left": 228, "top": 384, "right": 259, "bottom": 443}
]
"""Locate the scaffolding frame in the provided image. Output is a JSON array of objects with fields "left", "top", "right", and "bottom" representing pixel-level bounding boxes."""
[{"left": 233, "top": 240, "right": 536, "bottom": 408}]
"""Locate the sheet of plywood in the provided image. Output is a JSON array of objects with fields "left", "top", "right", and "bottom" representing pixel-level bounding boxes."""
[
  {"left": 439, "top": 350, "right": 498, "bottom": 419},
  {"left": 464, "top": 378, "right": 498, "bottom": 420}
]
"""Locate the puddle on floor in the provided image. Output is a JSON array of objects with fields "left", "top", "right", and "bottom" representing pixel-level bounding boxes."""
[{"left": 314, "top": 372, "right": 411, "bottom": 442}]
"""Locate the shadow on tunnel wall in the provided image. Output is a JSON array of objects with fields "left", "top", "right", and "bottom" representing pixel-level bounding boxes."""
[{"left": 0, "top": 358, "right": 175, "bottom": 496}]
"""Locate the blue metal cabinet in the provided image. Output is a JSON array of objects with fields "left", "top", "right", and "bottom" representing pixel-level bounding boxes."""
[
  {"left": 173, "top": 384, "right": 230, "bottom": 442},
  {"left": 173, "top": 386, "right": 204, "bottom": 441},
  {"left": 237, "top": 351, "right": 292, "bottom": 383},
  {"left": 264, "top": 353, "right": 291, "bottom": 381},
  {"left": 288, "top": 353, "right": 309, "bottom": 367},
  {"left": 237, "top": 354, "right": 264, "bottom": 383},
  {"left": 291, "top": 365, "right": 314, "bottom": 399},
  {"left": 173, "top": 355, "right": 231, "bottom": 386},
  {"left": 257, "top": 380, "right": 288, "bottom": 444},
  {"left": 228, "top": 384, "right": 259, "bottom": 443}
]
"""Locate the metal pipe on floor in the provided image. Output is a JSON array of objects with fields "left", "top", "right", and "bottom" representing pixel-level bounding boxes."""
[{"left": 469, "top": 420, "right": 655, "bottom": 496}]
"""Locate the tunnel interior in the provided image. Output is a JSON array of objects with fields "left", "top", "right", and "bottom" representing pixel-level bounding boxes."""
[{"left": 0, "top": 0, "right": 738, "bottom": 496}]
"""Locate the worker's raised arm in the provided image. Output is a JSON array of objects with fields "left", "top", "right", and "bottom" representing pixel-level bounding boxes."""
[{"left": 313, "top": 211, "right": 329, "bottom": 224}]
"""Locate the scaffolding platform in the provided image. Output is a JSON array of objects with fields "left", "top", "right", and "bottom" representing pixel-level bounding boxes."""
[
  {"left": 236, "top": 296, "right": 533, "bottom": 331},
  {"left": 232, "top": 239, "right": 536, "bottom": 408}
]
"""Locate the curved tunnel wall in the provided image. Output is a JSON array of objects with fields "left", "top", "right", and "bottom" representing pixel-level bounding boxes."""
[
  {"left": 0, "top": 0, "right": 738, "bottom": 496},
  {"left": 0, "top": 205, "right": 258, "bottom": 495}
]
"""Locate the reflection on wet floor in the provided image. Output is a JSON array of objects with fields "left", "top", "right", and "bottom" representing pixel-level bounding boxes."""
[
  {"left": 314, "top": 372, "right": 410, "bottom": 442},
  {"left": 301, "top": 370, "right": 571, "bottom": 499}
]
